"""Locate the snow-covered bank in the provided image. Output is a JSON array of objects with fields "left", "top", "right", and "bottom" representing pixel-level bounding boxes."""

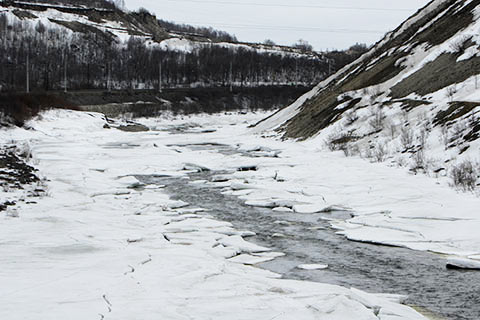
[{"left": 0, "top": 110, "right": 425, "bottom": 319}]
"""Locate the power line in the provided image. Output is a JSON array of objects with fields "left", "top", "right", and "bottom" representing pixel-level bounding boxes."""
[
  {"left": 165, "top": 0, "right": 416, "bottom": 12},
  {"left": 174, "top": 21, "right": 386, "bottom": 34}
]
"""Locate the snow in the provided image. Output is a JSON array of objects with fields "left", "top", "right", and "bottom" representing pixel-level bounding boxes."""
[
  {"left": 158, "top": 38, "right": 197, "bottom": 53},
  {"left": 0, "top": 109, "right": 430, "bottom": 319},
  {"left": 446, "top": 257, "right": 480, "bottom": 269},
  {"left": 228, "top": 252, "right": 285, "bottom": 265},
  {"left": 297, "top": 264, "right": 329, "bottom": 270},
  {"left": 218, "top": 235, "right": 271, "bottom": 253},
  {"left": 273, "top": 207, "right": 294, "bottom": 212}
]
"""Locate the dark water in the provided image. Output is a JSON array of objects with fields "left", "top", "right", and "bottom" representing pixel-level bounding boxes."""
[{"left": 137, "top": 142, "right": 480, "bottom": 320}]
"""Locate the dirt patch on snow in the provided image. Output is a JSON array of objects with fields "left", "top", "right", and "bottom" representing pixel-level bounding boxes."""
[
  {"left": 390, "top": 53, "right": 480, "bottom": 99},
  {"left": 0, "top": 148, "right": 42, "bottom": 212}
]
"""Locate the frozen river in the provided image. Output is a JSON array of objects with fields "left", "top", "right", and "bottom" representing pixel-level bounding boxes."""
[
  {"left": 139, "top": 141, "right": 480, "bottom": 320},
  {"left": 3, "top": 110, "right": 479, "bottom": 319}
]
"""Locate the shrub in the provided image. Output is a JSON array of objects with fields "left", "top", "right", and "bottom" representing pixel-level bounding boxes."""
[
  {"left": 342, "top": 144, "right": 360, "bottom": 157},
  {"left": 369, "top": 107, "right": 385, "bottom": 132},
  {"left": 417, "top": 129, "right": 429, "bottom": 149},
  {"left": 400, "top": 126, "right": 414, "bottom": 150},
  {"left": 446, "top": 85, "right": 457, "bottom": 102},
  {"left": 344, "top": 109, "right": 359, "bottom": 126},
  {"left": 440, "top": 125, "right": 449, "bottom": 150},
  {"left": 387, "top": 121, "right": 397, "bottom": 139},
  {"left": 293, "top": 39, "right": 313, "bottom": 52},
  {"left": 325, "top": 131, "right": 358, "bottom": 153},
  {"left": 411, "top": 149, "right": 426, "bottom": 173},
  {"left": 450, "top": 160, "right": 478, "bottom": 191},
  {"left": 369, "top": 87, "right": 382, "bottom": 104},
  {"left": 137, "top": 7, "right": 152, "bottom": 15},
  {"left": 372, "top": 143, "right": 387, "bottom": 162},
  {"left": 451, "top": 121, "right": 466, "bottom": 141}
]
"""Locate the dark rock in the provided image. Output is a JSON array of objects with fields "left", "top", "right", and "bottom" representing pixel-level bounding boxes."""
[{"left": 116, "top": 124, "right": 150, "bottom": 132}]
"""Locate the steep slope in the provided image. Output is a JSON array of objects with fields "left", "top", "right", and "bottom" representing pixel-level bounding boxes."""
[{"left": 257, "top": 0, "right": 480, "bottom": 191}]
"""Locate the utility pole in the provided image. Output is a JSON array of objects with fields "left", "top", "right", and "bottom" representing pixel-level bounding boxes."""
[
  {"left": 64, "top": 52, "right": 67, "bottom": 93},
  {"left": 26, "top": 50, "right": 30, "bottom": 93},
  {"left": 4, "top": 21, "right": 7, "bottom": 48},
  {"left": 159, "top": 61, "right": 162, "bottom": 93},
  {"left": 229, "top": 61, "right": 233, "bottom": 92},
  {"left": 295, "top": 60, "right": 298, "bottom": 87},
  {"left": 107, "top": 62, "right": 111, "bottom": 92}
]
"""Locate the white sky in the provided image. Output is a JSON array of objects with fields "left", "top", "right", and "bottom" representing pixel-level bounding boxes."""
[{"left": 124, "top": 0, "right": 431, "bottom": 51}]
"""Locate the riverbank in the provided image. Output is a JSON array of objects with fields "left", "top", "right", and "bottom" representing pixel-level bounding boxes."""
[{"left": 0, "top": 109, "right": 425, "bottom": 319}]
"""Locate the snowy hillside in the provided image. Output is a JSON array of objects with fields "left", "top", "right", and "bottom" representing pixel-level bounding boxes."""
[
  {"left": 0, "top": 0, "right": 340, "bottom": 91},
  {"left": 256, "top": 0, "right": 480, "bottom": 192},
  {"left": 0, "top": 1, "right": 323, "bottom": 57}
]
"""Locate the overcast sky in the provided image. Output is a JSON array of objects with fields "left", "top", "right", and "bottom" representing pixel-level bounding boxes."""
[{"left": 124, "top": 0, "right": 430, "bottom": 51}]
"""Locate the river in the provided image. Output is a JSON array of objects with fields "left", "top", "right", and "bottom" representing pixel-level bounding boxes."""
[{"left": 138, "top": 140, "right": 480, "bottom": 320}]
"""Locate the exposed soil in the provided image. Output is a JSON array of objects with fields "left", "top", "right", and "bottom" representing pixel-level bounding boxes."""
[
  {"left": 412, "top": 1, "right": 476, "bottom": 47},
  {"left": 390, "top": 53, "right": 480, "bottom": 99},
  {"left": 434, "top": 101, "right": 480, "bottom": 126},
  {"left": 0, "top": 148, "right": 41, "bottom": 212},
  {"left": 50, "top": 19, "right": 116, "bottom": 43},
  {"left": 343, "top": 52, "right": 408, "bottom": 92},
  {"left": 282, "top": 91, "right": 361, "bottom": 139},
  {"left": 76, "top": 86, "right": 312, "bottom": 118}
]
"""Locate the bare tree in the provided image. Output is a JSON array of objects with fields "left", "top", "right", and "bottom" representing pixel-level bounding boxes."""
[
  {"left": 293, "top": 39, "right": 313, "bottom": 53},
  {"left": 451, "top": 160, "right": 478, "bottom": 191},
  {"left": 400, "top": 126, "right": 414, "bottom": 150},
  {"left": 369, "top": 107, "right": 385, "bottom": 131},
  {"left": 446, "top": 85, "right": 457, "bottom": 102},
  {"left": 263, "top": 39, "right": 276, "bottom": 46}
]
